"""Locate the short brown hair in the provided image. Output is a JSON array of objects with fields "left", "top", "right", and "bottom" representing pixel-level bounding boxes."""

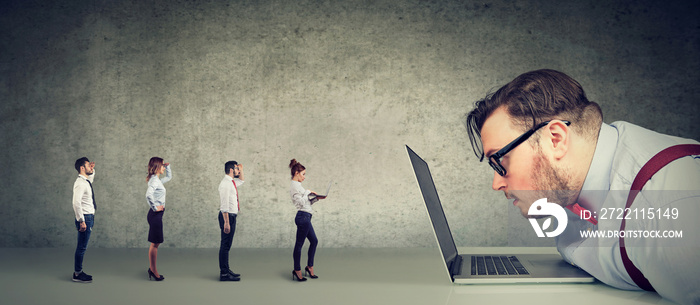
[{"left": 466, "top": 69, "right": 602, "bottom": 161}]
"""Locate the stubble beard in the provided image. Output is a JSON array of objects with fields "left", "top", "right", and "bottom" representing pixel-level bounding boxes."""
[{"left": 531, "top": 152, "right": 577, "bottom": 207}]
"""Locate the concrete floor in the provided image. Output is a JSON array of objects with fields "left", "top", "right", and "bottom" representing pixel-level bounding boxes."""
[
  {"left": 0, "top": 247, "right": 450, "bottom": 305},
  {"left": 0, "top": 247, "right": 675, "bottom": 305}
]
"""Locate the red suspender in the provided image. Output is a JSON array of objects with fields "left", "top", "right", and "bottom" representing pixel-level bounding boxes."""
[{"left": 620, "top": 144, "right": 700, "bottom": 291}]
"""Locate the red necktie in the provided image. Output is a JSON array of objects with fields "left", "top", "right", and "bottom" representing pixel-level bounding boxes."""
[{"left": 233, "top": 180, "right": 239, "bottom": 211}]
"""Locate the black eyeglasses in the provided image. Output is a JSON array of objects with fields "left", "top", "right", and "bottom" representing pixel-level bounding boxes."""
[{"left": 488, "top": 120, "right": 571, "bottom": 176}]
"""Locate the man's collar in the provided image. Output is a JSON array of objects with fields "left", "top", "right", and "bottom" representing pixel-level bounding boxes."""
[{"left": 577, "top": 123, "right": 619, "bottom": 212}]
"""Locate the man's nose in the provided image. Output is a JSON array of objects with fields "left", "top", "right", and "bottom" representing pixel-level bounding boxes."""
[{"left": 492, "top": 171, "right": 506, "bottom": 191}]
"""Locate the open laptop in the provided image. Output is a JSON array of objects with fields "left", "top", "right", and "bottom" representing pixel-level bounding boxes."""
[
  {"left": 406, "top": 145, "right": 594, "bottom": 284},
  {"left": 309, "top": 181, "right": 332, "bottom": 202}
]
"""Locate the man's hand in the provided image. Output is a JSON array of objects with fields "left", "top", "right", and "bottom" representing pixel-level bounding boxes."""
[
  {"left": 79, "top": 221, "right": 86, "bottom": 232},
  {"left": 224, "top": 223, "right": 231, "bottom": 234},
  {"left": 156, "top": 205, "right": 165, "bottom": 212},
  {"left": 89, "top": 162, "right": 95, "bottom": 171},
  {"left": 237, "top": 164, "right": 244, "bottom": 180}
]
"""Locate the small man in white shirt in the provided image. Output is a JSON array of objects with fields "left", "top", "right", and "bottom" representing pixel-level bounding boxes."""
[
  {"left": 72, "top": 157, "right": 96, "bottom": 283},
  {"left": 218, "top": 160, "right": 245, "bottom": 281}
]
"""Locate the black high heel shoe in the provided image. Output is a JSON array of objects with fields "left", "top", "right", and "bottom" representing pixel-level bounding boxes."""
[
  {"left": 304, "top": 266, "right": 318, "bottom": 279},
  {"left": 148, "top": 268, "right": 165, "bottom": 281},
  {"left": 292, "top": 270, "right": 307, "bottom": 282}
]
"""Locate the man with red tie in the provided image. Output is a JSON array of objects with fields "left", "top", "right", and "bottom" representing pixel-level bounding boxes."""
[
  {"left": 465, "top": 69, "right": 700, "bottom": 305},
  {"left": 218, "top": 160, "right": 245, "bottom": 281},
  {"left": 72, "top": 157, "right": 96, "bottom": 283}
]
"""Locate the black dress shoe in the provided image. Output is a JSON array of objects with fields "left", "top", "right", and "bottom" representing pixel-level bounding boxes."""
[
  {"left": 305, "top": 266, "right": 318, "bottom": 279},
  {"left": 220, "top": 273, "right": 241, "bottom": 281},
  {"left": 227, "top": 269, "right": 241, "bottom": 277},
  {"left": 148, "top": 268, "right": 164, "bottom": 281},
  {"left": 292, "top": 270, "right": 307, "bottom": 282}
]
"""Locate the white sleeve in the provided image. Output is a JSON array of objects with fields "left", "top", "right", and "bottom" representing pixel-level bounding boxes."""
[
  {"left": 161, "top": 165, "right": 172, "bottom": 184},
  {"left": 72, "top": 181, "right": 87, "bottom": 221},
  {"left": 219, "top": 182, "right": 231, "bottom": 212}
]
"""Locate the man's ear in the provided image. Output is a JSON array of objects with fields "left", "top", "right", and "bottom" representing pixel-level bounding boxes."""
[{"left": 546, "top": 121, "right": 570, "bottom": 160}]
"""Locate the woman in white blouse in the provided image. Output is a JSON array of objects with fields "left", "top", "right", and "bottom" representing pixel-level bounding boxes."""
[
  {"left": 145, "top": 157, "right": 171, "bottom": 281},
  {"left": 289, "top": 159, "right": 324, "bottom": 281}
]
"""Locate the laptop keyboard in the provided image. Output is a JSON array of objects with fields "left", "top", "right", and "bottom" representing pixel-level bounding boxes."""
[{"left": 471, "top": 255, "right": 530, "bottom": 275}]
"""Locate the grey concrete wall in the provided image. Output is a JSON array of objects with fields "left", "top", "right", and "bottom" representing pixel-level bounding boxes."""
[{"left": 1, "top": 0, "right": 698, "bottom": 248}]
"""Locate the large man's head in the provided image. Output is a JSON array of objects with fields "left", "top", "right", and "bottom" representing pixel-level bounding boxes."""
[{"left": 466, "top": 69, "right": 603, "bottom": 217}]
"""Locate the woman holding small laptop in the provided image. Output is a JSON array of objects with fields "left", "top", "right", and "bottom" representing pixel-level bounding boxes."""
[{"left": 289, "top": 159, "right": 325, "bottom": 282}]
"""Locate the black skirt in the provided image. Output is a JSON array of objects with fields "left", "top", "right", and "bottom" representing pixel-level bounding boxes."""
[{"left": 147, "top": 209, "right": 164, "bottom": 244}]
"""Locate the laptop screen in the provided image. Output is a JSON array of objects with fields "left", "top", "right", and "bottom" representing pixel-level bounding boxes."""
[{"left": 406, "top": 145, "right": 459, "bottom": 265}]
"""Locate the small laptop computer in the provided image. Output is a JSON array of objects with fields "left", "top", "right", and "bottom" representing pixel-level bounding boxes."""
[
  {"left": 406, "top": 145, "right": 594, "bottom": 284},
  {"left": 309, "top": 181, "right": 332, "bottom": 202}
]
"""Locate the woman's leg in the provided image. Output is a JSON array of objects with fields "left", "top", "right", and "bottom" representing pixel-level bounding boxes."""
[
  {"left": 306, "top": 221, "right": 318, "bottom": 269},
  {"left": 149, "top": 243, "right": 160, "bottom": 276},
  {"left": 293, "top": 215, "right": 311, "bottom": 272}
]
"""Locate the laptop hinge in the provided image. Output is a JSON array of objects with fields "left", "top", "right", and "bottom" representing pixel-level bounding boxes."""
[{"left": 450, "top": 255, "right": 462, "bottom": 276}]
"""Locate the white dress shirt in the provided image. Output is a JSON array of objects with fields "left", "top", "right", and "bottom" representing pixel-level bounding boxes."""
[
  {"left": 290, "top": 180, "right": 313, "bottom": 214},
  {"left": 219, "top": 175, "right": 244, "bottom": 213},
  {"left": 556, "top": 121, "right": 700, "bottom": 305},
  {"left": 72, "top": 171, "right": 95, "bottom": 222}
]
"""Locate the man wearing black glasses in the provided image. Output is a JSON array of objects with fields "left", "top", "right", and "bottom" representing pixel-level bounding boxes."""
[{"left": 465, "top": 69, "right": 699, "bottom": 305}]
